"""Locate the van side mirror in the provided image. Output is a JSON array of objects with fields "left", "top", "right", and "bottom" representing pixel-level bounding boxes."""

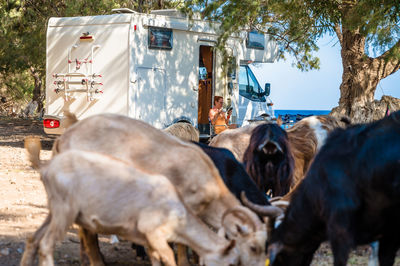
[{"left": 264, "top": 83, "right": 271, "bottom": 96}]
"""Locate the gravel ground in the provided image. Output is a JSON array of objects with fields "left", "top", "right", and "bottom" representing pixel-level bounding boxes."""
[
  {"left": 0, "top": 117, "right": 147, "bottom": 266},
  {"left": 0, "top": 117, "right": 398, "bottom": 265}
]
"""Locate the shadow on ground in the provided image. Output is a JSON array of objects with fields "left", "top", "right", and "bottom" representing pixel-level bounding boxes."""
[{"left": 0, "top": 117, "right": 56, "bottom": 150}]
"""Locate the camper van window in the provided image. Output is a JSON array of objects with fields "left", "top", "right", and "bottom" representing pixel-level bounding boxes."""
[
  {"left": 148, "top": 27, "right": 173, "bottom": 50},
  {"left": 246, "top": 31, "right": 265, "bottom": 50},
  {"left": 239, "top": 65, "right": 266, "bottom": 102}
]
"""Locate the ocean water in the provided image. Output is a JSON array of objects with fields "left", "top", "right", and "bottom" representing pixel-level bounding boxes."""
[
  {"left": 274, "top": 109, "right": 331, "bottom": 126},
  {"left": 275, "top": 109, "right": 331, "bottom": 117}
]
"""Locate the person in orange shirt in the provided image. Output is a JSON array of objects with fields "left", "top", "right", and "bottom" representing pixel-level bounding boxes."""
[{"left": 209, "top": 96, "right": 234, "bottom": 134}]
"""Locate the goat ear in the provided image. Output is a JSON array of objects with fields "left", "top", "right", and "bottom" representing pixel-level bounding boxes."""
[
  {"left": 222, "top": 208, "right": 256, "bottom": 240},
  {"left": 222, "top": 240, "right": 236, "bottom": 256},
  {"left": 236, "top": 224, "right": 250, "bottom": 236},
  {"left": 222, "top": 220, "right": 252, "bottom": 240},
  {"left": 276, "top": 117, "right": 283, "bottom": 126},
  {"left": 222, "top": 223, "right": 239, "bottom": 239}
]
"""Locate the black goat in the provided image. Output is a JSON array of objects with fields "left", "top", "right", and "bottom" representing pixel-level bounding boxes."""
[
  {"left": 194, "top": 142, "right": 270, "bottom": 206},
  {"left": 268, "top": 111, "right": 400, "bottom": 266},
  {"left": 242, "top": 123, "right": 294, "bottom": 197}
]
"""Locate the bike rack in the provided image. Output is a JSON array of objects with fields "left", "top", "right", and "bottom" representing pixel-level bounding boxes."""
[{"left": 53, "top": 44, "right": 102, "bottom": 101}]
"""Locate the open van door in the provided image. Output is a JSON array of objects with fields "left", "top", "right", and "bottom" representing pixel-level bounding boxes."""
[{"left": 198, "top": 45, "right": 214, "bottom": 138}]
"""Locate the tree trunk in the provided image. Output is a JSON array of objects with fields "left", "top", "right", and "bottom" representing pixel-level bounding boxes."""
[
  {"left": 157, "top": 0, "right": 164, "bottom": 9},
  {"left": 30, "top": 66, "right": 43, "bottom": 115},
  {"left": 138, "top": 0, "right": 144, "bottom": 13},
  {"left": 331, "top": 22, "right": 400, "bottom": 123}
]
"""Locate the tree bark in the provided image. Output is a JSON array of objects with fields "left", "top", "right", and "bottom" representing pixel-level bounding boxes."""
[
  {"left": 333, "top": 29, "right": 378, "bottom": 120},
  {"left": 157, "top": 0, "right": 164, "bottom": 9},
  {"left": 138, "top": 0, "right": 144, "bottom": 13},
  {"left": 30, "top": 66, "right": 43, "bottom": 115},
  {"left": 331, "top": 6, "right": 400, "bottom": 123}
]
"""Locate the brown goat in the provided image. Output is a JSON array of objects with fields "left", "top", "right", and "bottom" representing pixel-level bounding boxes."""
[
  {"left": 51, "top": 114, "right": 279, "bottom": 266},
  {"left": 281, "top": 115, "right": 349, "bottom": 200},
  {"left": 22, "top": 138, "right": 266, "bottom": 266},
  {"left": 211, "top": 115, "right": 349, "bottom": 200}
]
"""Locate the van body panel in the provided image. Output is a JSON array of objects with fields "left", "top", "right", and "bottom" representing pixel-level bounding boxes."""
[{"left": 45, "top": 11, "right": 277, "bottom": 135}]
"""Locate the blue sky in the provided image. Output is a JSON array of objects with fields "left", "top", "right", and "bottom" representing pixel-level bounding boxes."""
[{"left": 251, "top": 35, "right": 400, "bottom": 111}]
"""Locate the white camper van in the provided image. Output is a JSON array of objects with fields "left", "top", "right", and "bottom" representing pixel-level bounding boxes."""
[{"left": 43, "top": 8, "right": 277, "bottom": 138}]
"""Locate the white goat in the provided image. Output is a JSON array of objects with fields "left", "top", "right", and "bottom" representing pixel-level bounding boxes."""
[
  {"left": 22, "top": 138, "right": 265, "bottom": 266},
  {"left": 209, "top": 122, "right": 264, "bottom": 161},
  {"left": 163, "top": 122, "right": 200, "bottom": 142},
  {"left": 50, "top": 114, "right": 280, "bottom": 265}
]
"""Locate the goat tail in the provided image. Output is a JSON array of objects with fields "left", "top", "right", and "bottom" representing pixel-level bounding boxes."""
[
  {"left": 24, "top": 136, "right": 42, "bottom": 169},
  {"left": 63, "top": 110, "right": 79, "bottom": 129}
]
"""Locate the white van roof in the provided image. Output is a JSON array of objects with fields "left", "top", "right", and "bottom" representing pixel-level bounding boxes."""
[{"left": 48, "top": 14, "right": 132, "bottom": 27}]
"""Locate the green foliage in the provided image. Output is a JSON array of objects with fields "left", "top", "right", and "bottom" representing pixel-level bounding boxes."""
[
  {"left": 1, "top": 70, "right": 33, "bottom": 100},
  {"left": 0, "top": 0, "right": 179, "bottom": 104},
  {"left": 184, "top": 0, "right": 400, "bottom": 71}
]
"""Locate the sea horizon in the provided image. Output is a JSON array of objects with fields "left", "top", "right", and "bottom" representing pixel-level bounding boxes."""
[{"left": 275, "top": 109, "right": 331, "bottom": 117}]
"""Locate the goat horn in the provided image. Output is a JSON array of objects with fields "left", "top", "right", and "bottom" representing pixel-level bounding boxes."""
[
  {"left": 257, "top": 138, "right": 270, "bottom": 151},
  {"left": 222, "top": 205, "right": 264, "bottom": 232},
  {"left": 271, "top": 200, "right": 290, "bottom": 210},
  {"left": 257, "top": 138, "right": 269, "bottom": 151},
  {"left": 257, "top": 139, "right": 283, "bottom": 154},
  {"left": 269, "top": 196, "right": 283, "bottom": 203},
  {"left": 240, "top": 191, "right": 283, "bottom": 217}
]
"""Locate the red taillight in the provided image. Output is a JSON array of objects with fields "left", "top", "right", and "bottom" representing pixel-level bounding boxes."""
[
  {"left": 43, "top": 119, "right": 60, "bottom": 128},
  {"left": 80, "top": 36, "right": 93, "bottom": 40}
]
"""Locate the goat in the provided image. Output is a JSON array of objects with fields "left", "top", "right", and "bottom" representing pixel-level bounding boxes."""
[
  {"left": 174, "top": 141, "right": 281, "bottom": 265},
  {"left": 285, "top": 115, "right": 349, "bottom": 191},
  {"left": 242, "top": 123, "right": 294, "bottom": 197},
  {"left": 195, "top": 142, "right": 270, "bottom": 206},
  {"left": 163, "top": 122, "right": 199, "bottom": 142},
  {"left": 194, "top": 142, "right": 285, "bottom": 217},
  {"left": 193, "top": 142, "right": 284, "bottom": 243},
  {"left": 209, "top": 122, "right": 264, "bottom": 161},
  {"left": 22, "top": 138, "right": 264, "bottom": 266},
  {"left": 221, "top": 115, "right": 348, "bottom": 199},
  {"left": 268, "top": 111, "right": 400, "bottom": 266},
  {"left": 51, "top": 113, "right": 280, "bottom": 265}
]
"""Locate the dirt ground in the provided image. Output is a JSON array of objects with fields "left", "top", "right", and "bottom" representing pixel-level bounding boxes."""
[{"left": 0, "top": 117, "right": 399, "bottom": 265}]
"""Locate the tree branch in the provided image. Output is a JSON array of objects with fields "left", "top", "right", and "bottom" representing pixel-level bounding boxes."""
[
  {"left": 374, "top": 39, "right": 400, "bottom": 79},
  {"left": 334, "top": 23, "right": 343, "bottom": 45}
]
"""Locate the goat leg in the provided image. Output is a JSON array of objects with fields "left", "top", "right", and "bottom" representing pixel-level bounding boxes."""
[
  {"left": 378, "top": 236, "right": 399, "bottom": 266},
  {"left": 38, "top": 215, "right": 69, "bottom": 266},
  {"left": 177, "top": 244, "right": 190, "bottom": 266},
  {"left": 79, "top": 227, "right": 105, "bottom": 266},
  {"left": 132, "top": 243, "right": 148, "bottom": 260},
  {"left": 145, "top": 230, "right": 177, "bottom": 266},
  {"left": 21, "top": 215, "right": 51, "bottom": 266}
]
